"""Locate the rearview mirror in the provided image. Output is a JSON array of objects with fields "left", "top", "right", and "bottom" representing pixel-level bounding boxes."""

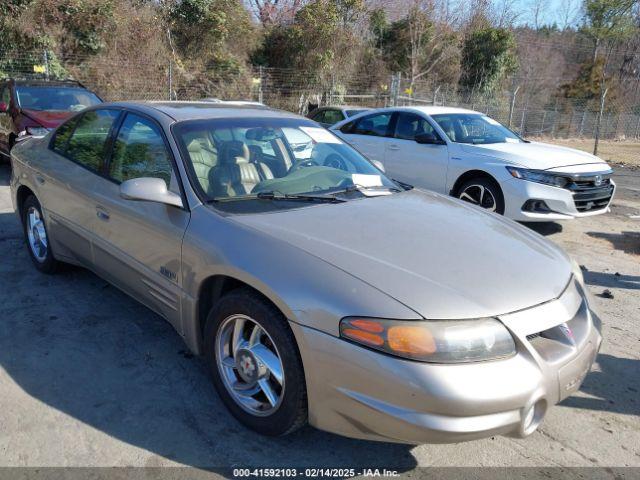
[
  {"left": 0, "top": 102, "right": 8, "bottom": 113},
  {"left": 415, "top": 133, "right": 445, "bottom": 145},
  {"left": 120, "top": 177, "right": 183, "bottom": 208}
]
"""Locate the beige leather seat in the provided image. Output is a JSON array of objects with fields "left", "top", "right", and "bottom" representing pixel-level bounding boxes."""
[
  {"left": 210, "top": 140, "right": 274, "bottom": 197},
  {"left": 187, "top": 137, "right": 218, "bottom": 194}
]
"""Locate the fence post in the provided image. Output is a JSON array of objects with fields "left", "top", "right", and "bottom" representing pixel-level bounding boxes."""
[
  {"left": 635, "top": 115, "right": 640, "bottom": 139},
  {"left": 593, "top": 87, "right": 608, "bottom": 156},
  {"left": 579, "top": 110, "right": 586, "bottom": 137},
  {"left": 432, "top": 85, "right": 440, "bottom": 106},
  {"left": 258, "top": 66, "right": 264, "bottom": 105},
  {"left": 508, "top": 85, "right": 519, "bottom": 129}
]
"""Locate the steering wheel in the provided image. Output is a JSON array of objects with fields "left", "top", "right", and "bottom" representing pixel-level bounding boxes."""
[
  {"left": 288, "top": 157, "right": 319, "bottom": 173},
  {"left": 323, "top": 153, "right": 347, "bottom": 170}
]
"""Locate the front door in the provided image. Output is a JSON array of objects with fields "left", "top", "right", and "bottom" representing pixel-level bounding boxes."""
[
  {"left": 383, "top": 112, "right": 449, "bottom": 193},
  {"left": 91, "top": 112, "right": 190, "bottom": 332}
]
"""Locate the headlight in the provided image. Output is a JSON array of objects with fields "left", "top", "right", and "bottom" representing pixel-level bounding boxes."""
[
  {"left": 340, "top": 317, "right": 516, "bottom": 363},
  {"left": 506, "top": 166, "right": 569, "bottom": 188},
  {"left": 26, "top": 126, "right": 51, "bottom": 137}
]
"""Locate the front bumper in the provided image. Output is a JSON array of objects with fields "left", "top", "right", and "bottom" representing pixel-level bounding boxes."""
[
  {"left": 291, "top": 280, "right": 602, "bottom": 444},
  {"left": 502, "top": 177, "right": 616, "bottom": 222}
]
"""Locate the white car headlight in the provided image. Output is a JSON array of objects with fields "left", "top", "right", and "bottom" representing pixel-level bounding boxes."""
[
  {"left": 506, "top": 166, "right": 569, "bottom": 188},
  {"left": 340, "top": 317, "right": 516, "bottom": 363}
]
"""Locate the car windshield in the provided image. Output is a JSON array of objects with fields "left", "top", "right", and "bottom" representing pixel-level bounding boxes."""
[
  {"left": 431, "top": 113, "right": 523, "bottom": 145},
  {"left": 16, "top": 86, "right": 101, "bottom": 112},
  {"left": 173, "top": 117, "right": 397, "bottom": 205}
]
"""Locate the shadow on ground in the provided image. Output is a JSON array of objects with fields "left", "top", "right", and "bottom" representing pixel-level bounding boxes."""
[
  {"left": 0, "top": 208, "right": 417, "bottom": 470},
  {"left": 521, "top": 222, "right": 563, "bottom": 236},
  {"left": 587, "top": 231, "right": 640, "bottom": 256},
  {"left": 561, "top": 353, "right": 640, "bottom": 417},
  {"left": 583, "top": 269, "right": 640, "bottom": 291}
]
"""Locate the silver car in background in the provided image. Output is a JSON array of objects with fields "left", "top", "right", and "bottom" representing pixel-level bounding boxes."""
[{"left": 10, "top": 101, "right": 602, "bottom": 443}]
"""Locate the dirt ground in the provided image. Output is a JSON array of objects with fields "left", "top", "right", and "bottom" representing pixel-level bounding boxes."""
[
  {"left": 0, "top": 162, "right": 638, "bottom": 472},
  {"left": 539, "top": 138, "right": 640, "bottom": 167}
]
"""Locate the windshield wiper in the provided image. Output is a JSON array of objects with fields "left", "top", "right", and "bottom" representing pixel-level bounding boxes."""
[{"left": 211, "top": 191, "right": 345, "bottom": 203}]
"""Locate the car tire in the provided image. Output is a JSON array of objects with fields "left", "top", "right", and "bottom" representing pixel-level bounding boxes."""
[
  {"left": 21, "top": 195, "right": 59, "bottom": 274},
  {"left": 456, "top": 177, "right": 505, "bottom": 215},
  {"left": 204, "top": 288, "right": 308, "bottom": 436}
]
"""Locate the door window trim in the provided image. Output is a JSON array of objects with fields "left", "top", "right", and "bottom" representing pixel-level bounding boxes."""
[
  {"left": 391, "top": 112, "right": 445, "bottom": 143},
  {"left": 105, "top": 109, "right": 190, "bottom": 212},
  {"left": 48, "top": 107, "right": 124, "bottom": 178}
]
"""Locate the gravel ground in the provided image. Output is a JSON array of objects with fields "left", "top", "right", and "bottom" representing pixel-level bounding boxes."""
[{"left": 0, "top": 162, "right": 638, "bottom": 471}]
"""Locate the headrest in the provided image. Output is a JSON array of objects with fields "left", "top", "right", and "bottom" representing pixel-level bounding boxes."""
[
  {"left": 187, "top": 139, "right": 203, "bottom": 153},
  {"left": 220, "top": 140, "right": 250, "bottom": 165}
]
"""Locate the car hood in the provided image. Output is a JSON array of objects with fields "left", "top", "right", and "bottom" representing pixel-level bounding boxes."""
[
  {"left": 232, "top": 190, "right": 572, "bottom": 320},
  {"left": 460, "top": 141, "right": 609, "bottom": 171},
  {"left": 21, "top": 109, "right": 73, "bottom": 128}
]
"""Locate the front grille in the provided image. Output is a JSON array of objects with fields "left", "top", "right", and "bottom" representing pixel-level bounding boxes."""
[{"left": 566, "top": 176, "right": 614, "bottom": 212}]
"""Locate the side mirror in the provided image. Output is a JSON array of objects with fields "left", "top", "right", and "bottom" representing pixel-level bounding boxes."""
[
  {"left": 0, "top": 102, "right": 8, "bottom": 113},
  {"left": 371, "top": 159, "right": 386, "bottom": 172},
  {"left": 120, "top": 177, "right": 183, "bottom": 208},
  {"left": 415, "top": 133, "right": 445, "bottom": 145}
]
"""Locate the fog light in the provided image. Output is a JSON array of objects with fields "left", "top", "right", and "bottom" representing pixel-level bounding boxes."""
[{"left": 522, "top": 199, "right": 552, "bottom": 213}]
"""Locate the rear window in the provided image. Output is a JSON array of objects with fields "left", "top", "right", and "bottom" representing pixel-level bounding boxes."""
[{"left": 16, "top": 86, "right": 101, "bottom": 112}]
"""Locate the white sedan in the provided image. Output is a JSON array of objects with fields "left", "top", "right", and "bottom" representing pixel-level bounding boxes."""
[{"left": 331, "top": 106, "right": 616, "bottom": 221}]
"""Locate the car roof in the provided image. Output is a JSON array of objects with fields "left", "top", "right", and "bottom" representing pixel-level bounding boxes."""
[
  {"left": 315, "top": 105, "right": 370, "bottom": 111},
  {"left": 390, "top": 106, "right": 479, "bottom": 115},
  {"left": 103, "top": 101, "right": 303, "bottom": 122},
  {"left": 6, "top": 78, "right": 84, "bottom": 87}
]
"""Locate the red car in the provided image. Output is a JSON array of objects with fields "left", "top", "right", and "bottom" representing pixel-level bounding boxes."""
[{"left": 0, "top": 78, "right": 102, "bottom": 161}]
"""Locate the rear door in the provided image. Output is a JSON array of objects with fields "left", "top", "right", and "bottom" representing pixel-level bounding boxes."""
[
  {"left": 32, "top": 109, "right": 121, "bottom": 265},
  {"left": 336, "top": 112, "right": 393, "bottom": 163},
  {"left": 383, "top": 112, "right": 449, "bottom": 193},
  {"left": 91, "top": 112, "right": 190, "bottom": 332}
]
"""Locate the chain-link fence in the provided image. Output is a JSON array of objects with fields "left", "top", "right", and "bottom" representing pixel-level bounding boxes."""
[{"left": 2, "top": 50, "right": 640, "bottom": 145}]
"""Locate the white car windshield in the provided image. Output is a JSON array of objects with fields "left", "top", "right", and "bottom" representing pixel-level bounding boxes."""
[
  {"left": 431, "top": 113, "right": 523, "bottom": 145},
  {"left": 173, "top": 117, "right": 397, "bottom": 203}
]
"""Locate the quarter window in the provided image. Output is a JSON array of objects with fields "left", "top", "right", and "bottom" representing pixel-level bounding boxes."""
[
  {"left": 393, "top": 113, "right": 440, "bottom": 141},
  {"left": 352, "top": 113, "right": 392, "bottom": 137},
  {"left": 109, "top": 113, "right": 173, "bottom": 185},
  {"left": 65, "top": 109, "right": 120, "bottom": 172}
]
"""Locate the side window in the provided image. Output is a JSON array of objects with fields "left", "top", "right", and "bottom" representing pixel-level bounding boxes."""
[
  {"left": 352, "top": 113, "right": 392, "bottom": 137},
  {"left": 51, "top": 117, "right": 78, "bottom": 153},
  {"left": 109, "top": 113, "right": 173, "bottom": 186},
  {"left": 393, "top": 113, "right": 440, "bottom": 141},
  {"left": 310, "top": 110, "right": 326, "bottom": 123},
  {"left": 65, "top": 109, "right": 120, "bottom": 172},
  {"left": 323, "top": 109, "right": 344, "bottom": 125}
]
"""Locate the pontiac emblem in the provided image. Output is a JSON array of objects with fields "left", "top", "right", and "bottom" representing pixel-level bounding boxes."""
[{"left": 594, "top": 175, "right": 603, "bottom": 187}]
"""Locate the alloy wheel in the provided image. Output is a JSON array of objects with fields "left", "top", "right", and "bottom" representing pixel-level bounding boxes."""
[
  {"left": 459, "top": 184, "right": 497, "bottom": 212},
  {"left": 215, "top": 314, "right": 285, "bottom": 416},
  {"left": 26, "top": 206, "right": 48, "bottom": 262}
]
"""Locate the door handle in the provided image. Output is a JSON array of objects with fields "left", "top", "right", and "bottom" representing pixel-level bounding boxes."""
[
  {"left": 96, "top": 207, "right": 110, "bottom": 221},
  {"left": 388, "top": 144, "right": 400, "bottom": 151}
]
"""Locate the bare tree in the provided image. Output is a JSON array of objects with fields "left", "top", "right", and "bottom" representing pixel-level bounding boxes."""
[
  {"left": 250, "top": 0, "right": 303, "bottom": 25},
  {"left": 529, "top": 0, "right": 550, "bottom": 30},
  {"left": 557, "top": 0, "right": 580, "bottom": 30}
]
